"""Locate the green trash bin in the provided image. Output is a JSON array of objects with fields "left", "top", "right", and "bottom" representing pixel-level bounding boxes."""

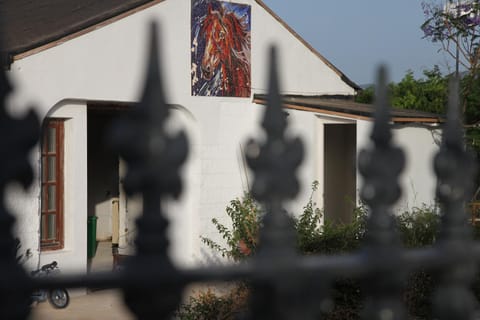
[{"left": 87, "top": 216, "right": 98, "bottom": 259}]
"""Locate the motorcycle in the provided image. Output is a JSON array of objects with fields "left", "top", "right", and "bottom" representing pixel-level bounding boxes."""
[{"left": 30, "top": 261, "right": 70, "bottom": 309}]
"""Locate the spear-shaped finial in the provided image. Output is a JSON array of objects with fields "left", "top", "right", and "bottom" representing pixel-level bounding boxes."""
[
  {"left": 432, "top": 76, "right": 477, "bottom": 320},
  {"left": 109, "top": 22, "right": 187, "bottom": 320},
  {"left": 246, "top": 46, "right": 303, "bottom": 202},
  {"left": 358, "top": 66, "right": 406, "bottom": 320},
  {"left": 247, "top": 45, "right": 310, "bottom": 320}
]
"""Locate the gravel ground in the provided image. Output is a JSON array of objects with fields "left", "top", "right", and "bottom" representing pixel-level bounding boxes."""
[{"left": 29, "top": 289, "right": 135, "bottom": 320}]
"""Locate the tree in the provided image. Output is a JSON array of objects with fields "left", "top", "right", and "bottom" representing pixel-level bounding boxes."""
[
  {"left": 420, "top": 2, "right": 480, "bottom": 186},
  {"left": 421, "top": 0, "right": 480, "bottom": 117},
  {"left": 391, "top": 67, "right": 448, "bottom": 114},
  {"left": 421, "top": 1, "right": 480, "bottom": 73},
  {"left": 355, "top": 86, "right": 374, "bottom": 104},
  {"left": 354, "top": 66, "right": 448, "bottom": 115}
]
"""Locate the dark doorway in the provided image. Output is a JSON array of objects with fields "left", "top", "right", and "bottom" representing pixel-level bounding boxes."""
[
  {"left": 87, "top": 106, "right": 125, "bottom": 271},
  {"left": 324, "top": 124, "right": 356, "bottom": 224}
]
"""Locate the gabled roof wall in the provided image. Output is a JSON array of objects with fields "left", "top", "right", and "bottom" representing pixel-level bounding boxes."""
[{"left": 0, "top": 0, "right": 359, "bottom": 91}]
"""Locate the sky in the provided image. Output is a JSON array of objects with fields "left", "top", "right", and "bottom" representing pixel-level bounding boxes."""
[{"left": 261, "top": 0, "right": 450, "bottom": 86}]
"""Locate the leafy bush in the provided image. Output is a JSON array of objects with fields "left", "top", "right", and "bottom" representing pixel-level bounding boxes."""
[
  {"left": 201, "top": 181, "right": 367, "bottom": 257},
  {"left": 294, "top": 181, "right": 323, "bottom": 252},
  {"left": 299, "top": 203, "right": 367, "bottom": 255},
  {"left": 396, "top": 205, "right": 440, "bottom": 248},
  {"left": 201, "top": 193, "right": 261, "bottom": 261},
  {"left": 188, "top": 186, "right": 480, "bottom": 320}
]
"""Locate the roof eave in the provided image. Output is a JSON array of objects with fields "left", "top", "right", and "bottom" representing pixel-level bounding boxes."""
[
  {"left": 253, "top": 96, "right": 444, "bottom": 124},
  {"left": 6, "top": 0, "right": 163, "bottom": 63}
]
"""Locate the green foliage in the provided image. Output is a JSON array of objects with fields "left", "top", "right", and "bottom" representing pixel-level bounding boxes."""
[
  {"left": 396, "top": 205, "right": 440, "bottom": 248},
  {"left": 191, "top": 189, "right": 465, "bottom": 320},
  {"left": 391, "top": 71, "right": 420, "bottom": 109},
  {"left": 421, "top": 0, "right": 480, "bottom": 127},
  {"left": 202, "top": 181, "right": 368, "bottom": 258},
  {"left": 355, "top": 86, "right": 374, "bottom": 104},
  {"left": 294, "top": 181, "right": 323, "bottom": 252},
  {"left": 466, "top": 128, "right": 480, "bottom": 187},
  {"left": 462, "top": 73, "right": 480, "bottom": 124},
  {"left": 201, "top": 193, "right": 261, "bottom": 261},
  {"left": 354, "top": 66, "right": 448, "bottom": 115},
  {"left": 392, "top": 67, "right": 447, "bottom": 114},
  {"left": 468, "top": 127, "right": 480, "bottom": 149},
  {"left": 298, "top": 204, "right": 367, "bottom": 255}
]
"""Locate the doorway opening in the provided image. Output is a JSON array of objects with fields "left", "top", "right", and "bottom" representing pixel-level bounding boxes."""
[
  {"left": 324, "top": 123, "right": 356, "bottom": 224},
  {"left": 87, "top": 104, "right": 127, "bottom": 272}
]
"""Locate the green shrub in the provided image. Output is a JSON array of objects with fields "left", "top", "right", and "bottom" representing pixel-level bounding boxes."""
[
  {"left": 294, "top": 181, "right": 323, "bottom": 253},
  {"left": 201, "top": 193, "right": 261, "bottom": 261},
  {"left": 201, "top": 181, "right": 368, "bottom": 257},
  {"left": 396, "top": 205, "right": 440, "bottom": 248},
  {"left": 299, "top": 203, "right": 367, "bottom": 255},
  {"left": 191, "top": 186, "right": 478, "bottom": 320}
]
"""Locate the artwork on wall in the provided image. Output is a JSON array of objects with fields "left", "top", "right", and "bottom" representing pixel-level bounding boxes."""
[{"left": 191, "top": 0, "right": 251, "bottom": 97}]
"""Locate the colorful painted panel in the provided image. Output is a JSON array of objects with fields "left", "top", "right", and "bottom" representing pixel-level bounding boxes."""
[{"left": 191, "top": 0, "right": 251, "bottom": 97}]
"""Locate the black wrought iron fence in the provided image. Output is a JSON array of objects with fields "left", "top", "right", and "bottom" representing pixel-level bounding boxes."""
[{"left": 0, "top": 22, "right": 478, "bottom": 320}]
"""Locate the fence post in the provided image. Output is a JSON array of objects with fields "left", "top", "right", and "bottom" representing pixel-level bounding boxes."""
[
  {"left": 432, "top": 77, "right": 477, "bottom": 319},
  {"left": 246, "top": 46, "right": 328, "bottom": 320},
  {"left": 109, "top": 22, "right": 188, "bottom": 319},
  {"left": 358, "top": 66, "right": 406, "bottom": 320}
]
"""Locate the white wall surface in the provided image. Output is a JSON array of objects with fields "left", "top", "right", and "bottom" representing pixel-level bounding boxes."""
[
  {"left": 356, "top": 119, "right": 372, "bottom": 206},
  {"left": 9, "top": 101, "right": 88, "bottom": 274},
  {"left": 393, "top": 125, "right": 441, "bottom": 211},
  {"left": 39, "top": 101, "right": 88, "bottom": 274},
  {"left": 8, "top": 0, "right": 354, "bottom": 115},
  {"left": 4, "top": 0, "right": 360, "bottom": 270},
  {"left": 7, "top": 173, "right": 41, "bottom": 271},
  {"left": 355, "top": 119, "right": 440, "bottom": 213}
]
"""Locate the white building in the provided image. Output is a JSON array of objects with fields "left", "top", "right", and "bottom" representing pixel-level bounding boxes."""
[{"left": 1, "top": 0, "right": 442, "bottom": 275}]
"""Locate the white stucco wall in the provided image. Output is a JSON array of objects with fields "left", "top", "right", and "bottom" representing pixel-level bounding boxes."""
[
  {"left": 5, "top": 0, "right": 358, "bottom": 270},
  {"left": 40, "top": 101, "right": 88, "bottom": 274},
  {"left": 41, "top": 103, "right": 88, "bottom": 300},
  {"left": 7, "top": 101, "right": 88, "bottom": 274},
  {"left": 393, "top": 124, "right": 440, "bottom": 211},
  {"left": 355, "top": 119, "right": 440, "bottom": 213},
  {"left": 7, "top": 172, "right": 41, "bottom": 272},
  {"left": 356, "top": 119, "right": 372, "bottom": 206}
]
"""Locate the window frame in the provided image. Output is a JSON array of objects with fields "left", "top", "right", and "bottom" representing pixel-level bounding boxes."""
[{"left": 40, "top": 119, "right": 65, "bottom": 251}]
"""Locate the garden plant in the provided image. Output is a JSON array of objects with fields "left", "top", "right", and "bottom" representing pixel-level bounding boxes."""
[{"left": 176, "top": 182, "right": 471, "bottom": 320}]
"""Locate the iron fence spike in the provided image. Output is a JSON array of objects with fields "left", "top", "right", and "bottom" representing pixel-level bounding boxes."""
[
  {"left": 359, "top": 66, "right": 407, "bottom": 320},
  {"left": 432, "top": 75, "right": 478, "bottom": 320},
  {"left": 108, "top": 21, "right": 187, "bottom": 319}
]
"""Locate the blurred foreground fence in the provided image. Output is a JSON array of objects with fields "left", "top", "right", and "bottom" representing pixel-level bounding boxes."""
[{"left": 0, "top": 22, "right": 479, "bottom": 320}]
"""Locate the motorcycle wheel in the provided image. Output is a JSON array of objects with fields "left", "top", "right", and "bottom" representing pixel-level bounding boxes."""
[{"left": 48, "top": 288, "right": 69, "bottom": 309}]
